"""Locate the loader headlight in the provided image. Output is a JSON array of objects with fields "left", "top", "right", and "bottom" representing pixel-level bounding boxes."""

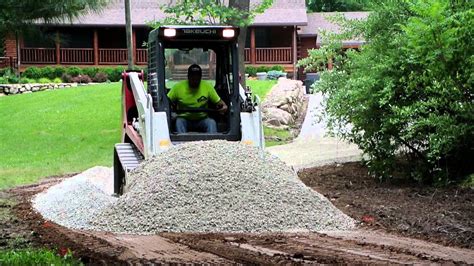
[
  {"left": 164, "top": 28, "right": 176, "bottom": 37},
  {"left": 222, "top": 29, "right": 235, "bottom": 38}
]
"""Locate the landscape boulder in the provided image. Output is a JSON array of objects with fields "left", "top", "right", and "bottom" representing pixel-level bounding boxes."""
[{"left": 262, "top": 78, "right": 305, "bottom": 129}]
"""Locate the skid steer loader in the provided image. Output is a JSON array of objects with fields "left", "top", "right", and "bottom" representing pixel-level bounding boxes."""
[{"left": 114, "top": 26, "right": 264, "bottom": 195}]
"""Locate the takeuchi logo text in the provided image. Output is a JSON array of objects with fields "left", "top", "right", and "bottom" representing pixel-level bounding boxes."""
[{"left": 182, "top": 29, "right": 217, "bottom": 34}]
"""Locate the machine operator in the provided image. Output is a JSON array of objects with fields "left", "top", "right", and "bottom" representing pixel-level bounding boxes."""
[{"left": 167, "top": 64, "right": 228, "bottom": 133}]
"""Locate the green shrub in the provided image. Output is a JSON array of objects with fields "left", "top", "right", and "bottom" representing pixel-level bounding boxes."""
[
  {"left": 245, "top": 66, "right": 257, "bottom": 76},
  {"left": 270, "top": 65, "right": 285, "bottom": 72},
  {"left": 41, "top": 66, "right": 56, "bottom": 79},
  {"left": 256, "top": 66, "right": 270, "bottom": 73},
  {"left": 0, "top": 77, "right": 7, "bottom": 84},
  {"left": 23, "top": 67, "right": 43, "bottom": 79},
  {"left": 304, "top": 0, "right": 474, "bottom": 183},
  {"left": 83, "top": 67, "right": 99, "bottom": 78},
  {"left": 19, "top": 77, "right": 36, "bottom": 84},
  {"left": 53, "top": 67, "right": 66, "bottom": 78},
  {"left": 106, "top": 66, "right": 125, "bottom": 82},
  {"left": 102, "top": 67, "right": 115, "bottom": 81},
  {"left": 38, "top": 78, "right": 52, "bottom": 84},
  {"left": 0, "top": 68, "right": 18, "bottom": 83},
  {"left": 53, "top": 77, "right": 62, "bottom": 83},
  {"left": 0, "top": 68, "right": 10, "bottom": 76},
  {"left": 65, "top": 66, "right": 82, "bottom": 77}
]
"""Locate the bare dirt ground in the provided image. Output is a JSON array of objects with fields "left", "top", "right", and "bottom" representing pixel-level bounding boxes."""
[{"left": 1, "top": 164, "right": 473, "bottom": 264}]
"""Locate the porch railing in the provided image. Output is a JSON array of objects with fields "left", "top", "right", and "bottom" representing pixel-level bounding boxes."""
[
  {"left": 136, "top": 49, "right": 147, "bottom": 64},
  {"left": 256, "top": 47, "right": 292, "bottom": 63},
  {"left": 243, "top": 47, "right": 292, "bottom": 64},
  {"left": 61, "top": 48, "right": 94, "bottom": 64},
  {"left": 244, "top": 49, "right": 251, "bottom": 63},
  {"left": 18, "top": 47, "right": 293, "bottom": 66},
  {"left": 21, "top": 48, "right": 55, "bottom": 64},
  {"left": 0, "top": 57, "right": 17, "bottom": 69},
  {"left": 99, "top": 49, "right": 128, "bottom": 64}
]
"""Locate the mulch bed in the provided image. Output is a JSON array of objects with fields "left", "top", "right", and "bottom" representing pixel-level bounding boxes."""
[{"left": 299, "top": 162, "right": 474, "bottom": 249}]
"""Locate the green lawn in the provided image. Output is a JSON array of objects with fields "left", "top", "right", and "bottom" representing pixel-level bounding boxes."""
[
  {"left": 247, "top": 80, "right": 276, "bottom": 100},
  {"left": 0, "top": 83, "right": 121, "bottom": 189},
  {"left": 0, "top": 80, "right": 279, "bottom": 190},
  {"left": 264, "top": 126, "right": 293, "bottom": 147}
]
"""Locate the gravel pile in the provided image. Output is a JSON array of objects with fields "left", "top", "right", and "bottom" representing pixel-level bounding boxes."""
[
  {"left": 33, "top": 167, "right": 116, "bottom": 229},
  {"left": 91, "top": 140, "right": 355, "bottom": 234}
]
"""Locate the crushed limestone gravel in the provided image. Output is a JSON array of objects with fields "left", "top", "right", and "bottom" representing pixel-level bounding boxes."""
[
  {"left": 32, "top": 167, "right": 117, "bottom": 229},
  {"left": 89, "top": 140, "right": 356, "bottom": 233}
]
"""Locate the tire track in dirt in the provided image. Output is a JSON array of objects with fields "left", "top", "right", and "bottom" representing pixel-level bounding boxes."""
[{"left": 6, "top": 176, "right": 474, "bottom": 264}]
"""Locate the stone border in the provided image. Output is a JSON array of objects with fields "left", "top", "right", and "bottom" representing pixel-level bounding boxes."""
[{"left": 0, "top": 83, "right": 78, "bottom": 95}]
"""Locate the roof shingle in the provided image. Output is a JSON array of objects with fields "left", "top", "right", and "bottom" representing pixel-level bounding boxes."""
[{"left": 53, "top": 0, "right": 307, "bottom": 27}]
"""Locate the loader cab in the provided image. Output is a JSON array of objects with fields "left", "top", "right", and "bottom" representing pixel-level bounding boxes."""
[{"left": 147, "top": 26, "right": 241, "bottom": 142}]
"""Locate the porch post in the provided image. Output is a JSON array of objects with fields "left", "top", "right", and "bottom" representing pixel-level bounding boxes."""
[
  {"left": 292, "top": 25, "right": 297, "bottom": 79},
  {"left": 93, "top": 29, "right": 99, "bottom": 65},
  {"left": 132, "top": 28, "right": 137, "bottom": 66},
  {"left": 55, "top": 31, "right": 60, "bottom": 65},
  {"left": 250, "top": 27, "right": 256, "bottom": 64}
]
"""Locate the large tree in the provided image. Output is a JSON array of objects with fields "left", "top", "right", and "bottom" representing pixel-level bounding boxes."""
[
  {"left": 0, "top": 0, "right": 108, "bottom": 70},
  {"left": 0, "top": 0, "right": 108, "bottom": 33},
  {"left": 151, "top": 0, "right": 273, "bottom": 87},
  {"left": 299, "top": 0, "right": 473, "bottom": 183},
  {"left": 306, "top": 0, "right": 370, "bottom": 12}
]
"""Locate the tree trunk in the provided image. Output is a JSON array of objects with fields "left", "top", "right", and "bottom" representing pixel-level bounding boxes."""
[
  {"left": 229, "top": 0, "right": 250, "bottom": 88},
  {"left": 125, "top": 0, "right": 133, "bottom": 70}
]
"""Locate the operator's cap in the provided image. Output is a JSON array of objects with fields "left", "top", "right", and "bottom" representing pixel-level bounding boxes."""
[{"left": 188, "top": 64, "right": 202, "bottom": 77}]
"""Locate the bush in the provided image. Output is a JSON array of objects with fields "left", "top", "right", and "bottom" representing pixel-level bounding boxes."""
[
  {"left": 65, "top": 66, "right": 82, "bottom": 77},
  {"left": 82, "top": 67, "right": 99, "bottom": 79},
  {"left": 110, "top": 66, "right": 125, "bottom": 82},
  {"left": 0, "top": 77, "right": 7, "bottom": 84},
  {"left": 256, "top": 66, "right": 270, "bottom": 73},
  {"left": 38, "top": 78, "right": 52, "bottom": 84},
  {"left": 102, "top": 67, "right": 115, "bottom": 81},
  {"left": 61, "top": 73, "right": 73, "bottom": 83},
  {"left": 19, "top": 77, "right": 36, "bottom": 84},
  {"left": 245, "top": 66, "right": 257, "bottom": 77},
  {"left": 53, "top": 77, "right": 62, "bottom": 83},
  {"left": 23, "top": 67, "right": 43, "bottom": 80},
  {"left": 41, "top": 66, "right": 56, "bottom": 79},
  {"left": 93, "top": 72, "right": 108, "bottom": 83},
  {"left": 72, "top": 74, "right": 92, "bottom": 84},
  {"left": 0, "top": 68, "right": 10, "bottom": 76},
  {"left": 267, "top": 70, "right": 286, "bottom": 80},
  {"left": 270, "top": 65, "right": 285, "bottom": 72},
  {"left": 53, "top": 67, "right": 66, "bottom": 79},
  {"left": 305, "top": 0, "right": 474, "bottom": 183}
]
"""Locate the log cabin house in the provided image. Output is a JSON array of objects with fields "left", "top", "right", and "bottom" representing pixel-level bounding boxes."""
[{"left": 1, "top": 0, "right": 368, "bottom": 80}]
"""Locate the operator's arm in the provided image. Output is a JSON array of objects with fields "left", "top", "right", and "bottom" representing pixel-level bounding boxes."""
[
  {"left": 208, "top": 84, "right": 227, "bottom": 115},
  {"left": 216, "top": 100, "right": 228, "bottom": 115}
]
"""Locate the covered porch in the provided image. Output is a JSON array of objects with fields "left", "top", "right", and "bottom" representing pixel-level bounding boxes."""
[
  {"left": 16, "top": 27, "right": 149, "bottom": 68},
  {"left": 244, "top": 26, "right": 297, "bottom": 74},
  {"left": 10, "top": 26, "right": 298, "bottom": 75}
]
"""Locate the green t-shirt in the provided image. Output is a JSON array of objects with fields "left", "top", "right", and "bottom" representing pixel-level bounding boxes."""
[{"left": 167, "top": 80, "right": 221, "bottom": 121}]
